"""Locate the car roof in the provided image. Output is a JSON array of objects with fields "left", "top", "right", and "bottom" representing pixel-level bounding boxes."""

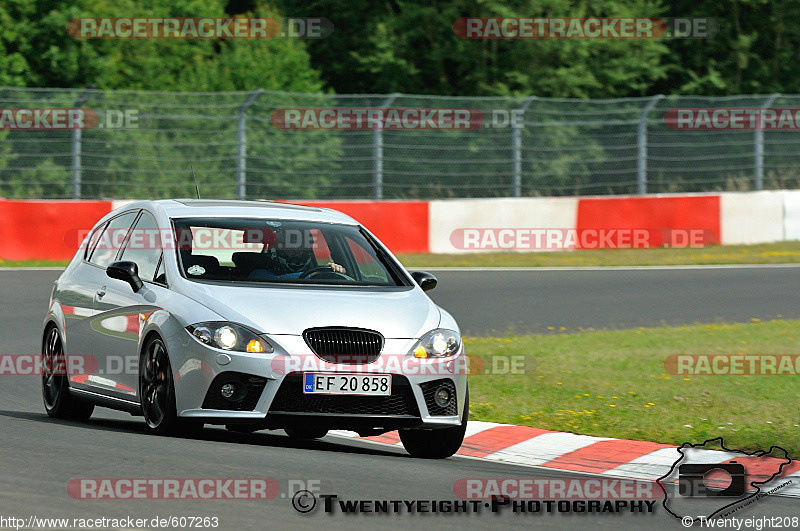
[{"left": 115, "top": 199, "right": 359, "bottom": 225}]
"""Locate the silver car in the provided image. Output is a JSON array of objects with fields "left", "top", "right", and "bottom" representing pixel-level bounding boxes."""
[{"left": 42, "top": 199, "right": 468, "bottom": 458}]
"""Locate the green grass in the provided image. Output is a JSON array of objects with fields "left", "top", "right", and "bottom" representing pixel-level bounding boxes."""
[
  {"left": 0, "top": 260, "right": 69, "bottom": 267},
  {"left": 465, "top": 320, "right": 800, "bottom": 455},
  {"left": 398, "top": 241, "right": 800, "bottom": 268}
]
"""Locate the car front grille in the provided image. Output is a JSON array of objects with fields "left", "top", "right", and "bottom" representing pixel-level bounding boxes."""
[
  {"left": 269, "top": 374, "right": 419, "bottom": 416},
  {"left": 420, "top": 379, "right": 458, "bottom": 416},
  {"left": 303, "top": 327, "right": 384, "bottom": 364}
]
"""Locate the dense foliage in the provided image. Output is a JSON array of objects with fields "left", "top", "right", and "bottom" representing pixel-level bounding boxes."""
[
  {"left": 1, "top": 0, "right": 798, "bottom": 97},
  {"left": 1, "top": 0, "right": 798, "bottom": 199}
]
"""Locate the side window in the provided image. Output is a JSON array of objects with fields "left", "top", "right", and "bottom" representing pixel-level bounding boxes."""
[
  {"left": 120, "top": 212, "right": 161, "bottom": 281},
  {"left": 83, "top": 221, "right": 107, "bottom": 261},
  {"left": 89, "top": 211, "right": 138, "bottom": 268}
]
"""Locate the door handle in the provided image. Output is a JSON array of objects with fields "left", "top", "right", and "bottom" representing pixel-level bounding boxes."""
[{"left": 96, "top": 286, "right": 106, "bottom": 298}]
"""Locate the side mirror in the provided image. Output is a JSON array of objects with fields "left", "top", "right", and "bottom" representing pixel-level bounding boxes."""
[
  {"left": 107, "top": 261, "right": 144, "bottom": 293},
  {"left": 410, "top": 271, "right": 437, "bottom": 292}
]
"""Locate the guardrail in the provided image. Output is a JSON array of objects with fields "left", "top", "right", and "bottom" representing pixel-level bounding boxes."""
[{"left": 1, "top": 191, "right": 796, "bottom": 260}]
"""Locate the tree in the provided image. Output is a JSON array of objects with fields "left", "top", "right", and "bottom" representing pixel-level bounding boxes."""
[
  {"left": 276, "top": 0, "right": 670, "bottom": 97},
  {"left": 0, "top": 0, "right": 334, "bottom": 199}
]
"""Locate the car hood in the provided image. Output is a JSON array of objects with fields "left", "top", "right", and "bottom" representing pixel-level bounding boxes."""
[{"left": 176, "top": 282, "right": 441, "bottom": 338}]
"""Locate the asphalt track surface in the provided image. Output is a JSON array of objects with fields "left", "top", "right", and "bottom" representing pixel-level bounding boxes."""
[
  {"left": 426, "top": 265, "right": 800, "bottom": 335},
  {"left": 0, "top": 268, "right": 798, "bottom": 529}
]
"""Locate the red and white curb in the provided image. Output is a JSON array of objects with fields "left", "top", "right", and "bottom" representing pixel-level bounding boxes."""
[{"left": 330, "top": 421, "right": 800, "bottom": 498}]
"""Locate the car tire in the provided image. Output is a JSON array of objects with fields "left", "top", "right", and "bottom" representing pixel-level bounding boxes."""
[
  {"left": 284, "top": 428, "right": 328, "bottom": 440},
  {"left": 140, "top": 336, "right": 196, "bottom": 436},
  {"left": 42, "top": 325, "right": 95, "bottom": 421},
  {"left": 399, "top": 387, "right": 468, "bottom": 459}
]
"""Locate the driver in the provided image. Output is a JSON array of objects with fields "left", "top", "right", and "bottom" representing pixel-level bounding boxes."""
[{"left": 249, "top": 228, "right": 347, "bottom": 280}]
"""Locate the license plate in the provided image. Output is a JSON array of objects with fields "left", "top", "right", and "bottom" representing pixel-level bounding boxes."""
[{"left": 303, "top": 373, "right": 391, "bottom": 396}]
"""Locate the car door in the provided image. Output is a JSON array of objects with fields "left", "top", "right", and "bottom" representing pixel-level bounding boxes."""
[
  {"left": 65, "top": 210, "right": 139, "bottom": 395},
  {"left": 92, "top": 210, "right": 164, "bottom": 399},
  {"left": 60, "top": 220, "right": 108, "bottom": 365}
]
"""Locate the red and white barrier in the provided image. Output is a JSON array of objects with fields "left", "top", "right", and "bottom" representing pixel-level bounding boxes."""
[
  {"left": 290, "top": 200, "right": 429, "bottom": 253},
  {"left": 0, "top": 191, "right": 796, "bottom": 260},
  {"left": 330, "top": 421, "right": 800, "bottom": 498},
  {"left": 0, "top": 198, "right": 112, "bottom": 261},
  {"left": 721, "top": 191, "right": 784, "bottom": 245},
  {"left": 429, "top": 197, "right": 578, "bottom": 253},
  {"left": 576, "top": 194, "right": 721, "bottom": 248},
  {"left": 782, "top": 191, "right": 800, "bottom": 241}
]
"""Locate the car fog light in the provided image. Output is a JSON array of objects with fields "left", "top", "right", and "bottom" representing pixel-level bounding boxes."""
[
  {"left": 220, "top": 383, "right": 236, "bottom": 399},
  {"left": 434, "top": 386, "right": 452, "bottom": 407}
]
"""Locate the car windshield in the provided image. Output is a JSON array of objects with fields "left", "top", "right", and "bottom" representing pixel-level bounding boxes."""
[{"left": 171, "top": 217, "right": 406, "bottom": 287}]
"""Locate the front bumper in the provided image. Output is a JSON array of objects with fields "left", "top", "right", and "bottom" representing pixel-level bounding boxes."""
[{"left": 168, "top": 329, "right": 467, "bottom": 431}]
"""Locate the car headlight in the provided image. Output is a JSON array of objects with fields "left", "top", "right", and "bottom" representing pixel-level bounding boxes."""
[
  {"left": 412, "top": 329, "right": 461, "bottom": 358},
  {"left": 186, "top": 322, "right": 274, "bottom": 353}
]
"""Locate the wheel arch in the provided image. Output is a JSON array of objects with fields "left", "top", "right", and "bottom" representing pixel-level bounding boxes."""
[{"left": 140, "top": 330, "right": 164, "bottom": 358}]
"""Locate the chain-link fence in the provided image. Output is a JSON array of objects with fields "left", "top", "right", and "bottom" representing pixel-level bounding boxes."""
[{"left": 2, "top": 87, "right": 800, "bottom": 200}]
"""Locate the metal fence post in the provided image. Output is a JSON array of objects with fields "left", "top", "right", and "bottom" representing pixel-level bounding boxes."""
[
  {"left": 636, "top": 94, "right": 663, "bottom": 195},
  {"left": 511, "top": 96, "right": 536, "bottom": 197},
  {"left": 237, "top": 89, "right": 263, "bottom": 200},
  {"left": 71, "top": 86, "right": 95, "bottom": 199},
  {"left": 373, "top": 93, "right": 400, "bottom": 200},
  {"left": 755, "top": 93, "right": 779, "bottom": 191},
  {"left": 71, "top": 128, "right": 82, "bottom": 200}
]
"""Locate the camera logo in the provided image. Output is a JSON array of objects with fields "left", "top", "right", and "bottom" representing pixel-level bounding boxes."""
[
  {"left": 658, "top": 437, "right": 793, "bottom": 524},
  {"left": 678, "top": 462, "right": 746, "bottom": 497}
]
